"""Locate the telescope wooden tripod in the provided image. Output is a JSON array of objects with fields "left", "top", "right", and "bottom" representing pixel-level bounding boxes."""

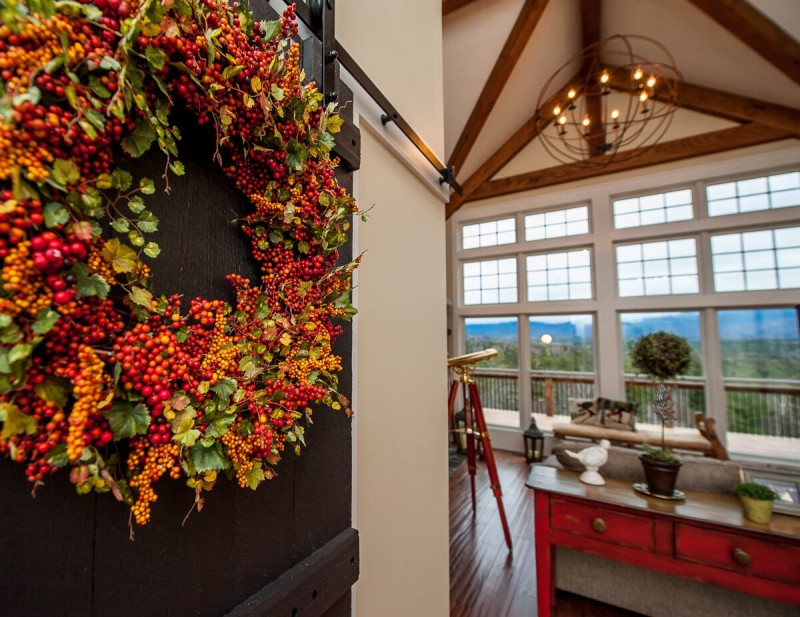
[{"left": 448, "top": 366, "right": 513, "bottom": 552}]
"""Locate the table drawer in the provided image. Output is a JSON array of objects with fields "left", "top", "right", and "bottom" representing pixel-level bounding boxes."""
[
  {"left": 675, "top": 523, "right": 800, "bottom": 584},
  {"left": 551, "top": 499, "right": 654, "bottom": 551}
]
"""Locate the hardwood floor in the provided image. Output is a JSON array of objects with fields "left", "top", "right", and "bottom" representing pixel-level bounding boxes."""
[{"left": 449, "top": 450, "right": 643, "bottom": 617}]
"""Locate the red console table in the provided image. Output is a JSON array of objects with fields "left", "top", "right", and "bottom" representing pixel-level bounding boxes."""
[{"left": 527, "top": 466, "right": 800, "bottom": 617}]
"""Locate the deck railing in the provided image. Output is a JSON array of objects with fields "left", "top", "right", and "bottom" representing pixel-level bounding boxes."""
[
  {"left": 724, "top": 379, "right": 800, "bottom": 438},
  {"left": 473, "top": 370, "right": 800, "bottom": 439},
  {"left": 472, "top": 368, "right": 518, "bottom": 411},
  {"left": 530, "top": 372, "right": 595, "bottom": 417}
]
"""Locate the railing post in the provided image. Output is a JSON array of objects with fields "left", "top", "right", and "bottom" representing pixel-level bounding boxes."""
[{"left": 545, "top": 378, "right": 554, "bottom": 417}]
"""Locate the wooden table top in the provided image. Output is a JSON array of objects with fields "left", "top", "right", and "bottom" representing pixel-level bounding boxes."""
[{"left": 527, "top": 465, "right": 800, "bottom": 540}]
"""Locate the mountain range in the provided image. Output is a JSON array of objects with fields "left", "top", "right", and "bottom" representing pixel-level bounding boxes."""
[{"left": 465, "top": 308, "right": 799, "bottom": 343}]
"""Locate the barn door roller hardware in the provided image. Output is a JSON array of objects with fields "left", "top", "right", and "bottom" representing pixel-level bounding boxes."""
[
  {"left": 295, "top": 1, "right": 461, "bottom": 195},
  {"left": 308, "top": 0, "right": 337, "bottom": 105}
]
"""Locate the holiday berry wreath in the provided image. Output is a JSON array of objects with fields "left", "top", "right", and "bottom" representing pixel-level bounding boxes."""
[{"left": 0, "top": 0, "right": 359, "bottom": 528}]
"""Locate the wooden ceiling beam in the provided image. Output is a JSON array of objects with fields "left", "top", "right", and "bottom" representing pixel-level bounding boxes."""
[
  {"left": 442, "top": 0, "right": 482, "bottom": 17},
  {"left": 687, "top": 0, "right": 800, "bottom": 87},
  {"left": 466, "top": 124, "right": 792, "bottom": 202},
  {"left": 447, "top": 0, "right": 550, "bottom": 175},
  {"left": 446, "top": 77, "right": 581, "bottom": 218},
  {"left": 580, "top": 0, "right": 605, "bottom": 157},
  {"left": 607, "top": 70, "right": 800, "bottom": 135}
]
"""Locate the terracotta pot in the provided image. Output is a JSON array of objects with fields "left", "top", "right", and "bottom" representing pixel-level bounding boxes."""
[
  {"left": 639, "top": 453, "right": 682, "bottom": 497},
  {"left": 739, "top": 495, "right": 774, "bottom": 524}
]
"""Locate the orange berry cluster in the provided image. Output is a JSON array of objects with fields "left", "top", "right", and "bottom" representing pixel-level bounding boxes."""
[
  {"left": 127, "top": 439, "right": 182, "bottom": 525},
  {"left": 66, "top": 346, "right": 107, "bottom": 461}
]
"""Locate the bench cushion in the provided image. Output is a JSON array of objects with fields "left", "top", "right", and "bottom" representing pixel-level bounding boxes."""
[{"left": 553, "top": 423, "right": 715, "bottom": 454}]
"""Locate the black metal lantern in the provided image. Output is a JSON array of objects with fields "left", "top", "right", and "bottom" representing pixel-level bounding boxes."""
[{"left": 523, "top": 417, "right": 545, "bottom": 464}]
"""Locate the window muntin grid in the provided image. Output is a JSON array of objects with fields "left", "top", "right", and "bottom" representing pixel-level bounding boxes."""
[
  {"left": 463, "top": 258, "right": 518, "bottom": 305},
  {"left": 612, "top": 189, "right": 693, "bottom": 229},
  {"left": 616, "top": 238, "right": 699, "bottom": 297},
  {"left": 461, "top": 217, "right": 516, "bottom": 249},
  {"left": 710, "top": 226, "right": 800, "bottom": 292},
  {"left": 707, "top": 171, "right": 800, "bottom": 217},
  {"left": 526, "top": 249, "right": 593, "bottom": 302},
  {"left": 524, "top": 205, "right": 589, "bottom": 241}
]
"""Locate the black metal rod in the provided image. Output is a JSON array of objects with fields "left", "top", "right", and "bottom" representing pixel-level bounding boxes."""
[{"left": 288, "top": 0, "right": 461, "bottom": 195}]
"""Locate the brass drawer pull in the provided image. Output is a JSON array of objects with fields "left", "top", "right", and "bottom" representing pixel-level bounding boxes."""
[
  {"left": 591, "top": 518, "right": 607, "bottom": 533},
  {"left": 732, "top": 548, "right": 752, "bottom": 566}
]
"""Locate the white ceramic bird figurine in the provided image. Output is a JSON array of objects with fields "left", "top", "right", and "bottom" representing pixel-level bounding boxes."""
[{"left": 565, "top": 439, "right": 610, "bottom": 485}]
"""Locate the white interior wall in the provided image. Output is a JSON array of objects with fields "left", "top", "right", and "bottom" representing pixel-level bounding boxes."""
[{"left": 336, "top": 1, "right": 450, "bottom": 615}]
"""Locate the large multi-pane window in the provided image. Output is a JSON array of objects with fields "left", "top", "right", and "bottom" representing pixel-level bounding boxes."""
[
  {"left": 462, "top": 217, "right": 516, "bottom": 249},
  {"left": 710, "top": 226, "right": 800, "bottom": 292},
  {"left": 707, "top": 171, "right": 800, "bottom": 217},
  {"left": 612, "top": 188, "right": 693, "bottom": 229},
  {"left": 526, "top": 249, "right": 592, "bottom": 301},
  {"left": 463, "top": 258, "right": 517, "bottom": 305},
  {"left": 464, "top": 317, "right": 519, "bottom": 427},
  {"left": 530, "top": 315, "right": 596, "bottom": 420},
  {"left": 717, "top": 308, "right": 800, "bottom": 457},
  {"left": 616, "top": 238, "right": 698, "bottom": 296},
  {"left": 524, "top": 205, "right": 589, "bottom": 240},
  {"left": 453, "top": 159, "right": 800, "bottom": 461},
  {"left": 620, "top": 312, "right": 705, "bottom": 429}
]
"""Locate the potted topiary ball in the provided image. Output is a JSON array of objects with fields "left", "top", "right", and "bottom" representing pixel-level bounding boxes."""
[
  {"left": 734, "top": 482, "right": 778, "bottom": 524},
  {"left": 631, "top": 331, "right": 693, "bottom": 497}
]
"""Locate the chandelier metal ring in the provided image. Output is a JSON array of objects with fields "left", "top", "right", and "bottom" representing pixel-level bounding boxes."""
[{"left": 535, "top": 34, "right": 682, "bottom": 167}]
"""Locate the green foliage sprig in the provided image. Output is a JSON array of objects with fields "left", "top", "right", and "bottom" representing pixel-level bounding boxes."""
[
  {"left": 734, "top": 482, "right": 778, "bottom": 501},
  {"left": 631, "top": 331, "right": 693, "bottom": 381}
]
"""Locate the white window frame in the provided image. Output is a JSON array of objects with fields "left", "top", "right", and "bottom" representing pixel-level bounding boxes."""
[{"left": 448, "top": 146, "right": 800, "bottom": 463}]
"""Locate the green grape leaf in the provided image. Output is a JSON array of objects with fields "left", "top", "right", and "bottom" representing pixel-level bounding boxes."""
[
  {"left": 34, "top": 377, "right": 69, "bottom": 408},
  {"left": 51, "top": 159, "right": 80, "bottom": 187},
  {"left": 71, "top": 263, "right": 110, "bottom": 299},
  {"left": 244, "top": 463, "right": 265, "bottom": 490},
  {"left": 102, "top": 238, "right": 138, "bottom": 273},
  {"left": 129, "top": 286, "right": 153, "bottom": 308},
  {"left": 0, "top": 403, "right": 37, "bottom": 440},
  {"left": 104, "top": 402, "right": 150, "bottom": 440},
  {"left": 189, "top": 442, "right": 229, "bottom": 472},
  {"left": 32, "top": 308, "right": 60, "bottom": 335},
  {"left": 121, "top": 120, "right": 157, "bottom": 158}
]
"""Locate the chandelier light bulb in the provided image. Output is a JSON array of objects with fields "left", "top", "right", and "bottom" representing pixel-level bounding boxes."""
[
  {"left": 582, "top": 116, "right": 591, "bottom": 127},
  {"left": 558, "top": 115, "right": 567, "bottom": 125},
  {"left": 600, "top": 71, "right": 609, "bottom": 84},
  {"left": 639, "top": 91, "right": 649, "bottom": 102},
  {"left": 553, "top": 105, "right": 561, "bottom": 116},
  {"left": 568, "top": 89, "right": 577, "bottom": 99},
  {"left": 633, "top": 67, "right": 643, "bottom": 80},
  {"left": 647, "top": 76, "right": 656, "bottom": 88},
  {"left": 610, "top": 109, "right": 620, "bottom": 119}
]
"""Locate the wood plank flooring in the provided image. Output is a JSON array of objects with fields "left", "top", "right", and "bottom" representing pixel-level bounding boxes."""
[{"left": 449, "top": 450, "right": 643, "bottom": 617}]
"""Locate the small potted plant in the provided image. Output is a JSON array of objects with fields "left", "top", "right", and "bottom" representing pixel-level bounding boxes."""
[
  {"left": 734, "top": 482, "right": 778, "bottom": 524},
  {"left": 631, "top": 331, "right": 693, "bottom": 497}
]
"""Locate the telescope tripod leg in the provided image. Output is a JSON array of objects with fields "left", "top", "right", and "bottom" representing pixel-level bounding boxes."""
[
  {"left": 468, "top": 381, "right": 513, "bottom": 553},
  {"left": 447, "top": 380, "right": 459, "bottom": 449},
  {"left": 462, "top": 379, "right": 478, "bottom": 516}
]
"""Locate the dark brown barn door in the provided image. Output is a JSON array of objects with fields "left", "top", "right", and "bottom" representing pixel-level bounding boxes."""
[{"left": 0, "top": 3, "right": 360, "bottom": 616}]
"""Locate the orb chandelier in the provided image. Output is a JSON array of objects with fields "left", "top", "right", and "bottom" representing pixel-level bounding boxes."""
[{"left": 535, "top": 35, "right": 681, "bottom": 167}]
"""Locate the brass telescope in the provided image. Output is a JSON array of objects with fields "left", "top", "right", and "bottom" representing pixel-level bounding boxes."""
[{"left": 447, "top": 348, "right": 498, "bottom": 375}]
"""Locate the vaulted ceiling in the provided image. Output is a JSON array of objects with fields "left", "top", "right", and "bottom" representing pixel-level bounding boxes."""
[{"left": 442, "top": 0, "right": 800, "bottom": 217}]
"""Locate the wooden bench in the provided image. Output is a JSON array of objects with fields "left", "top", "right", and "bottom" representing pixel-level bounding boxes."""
[{"left": 552, "top": 412, "right": 728, "bottom": 460}]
